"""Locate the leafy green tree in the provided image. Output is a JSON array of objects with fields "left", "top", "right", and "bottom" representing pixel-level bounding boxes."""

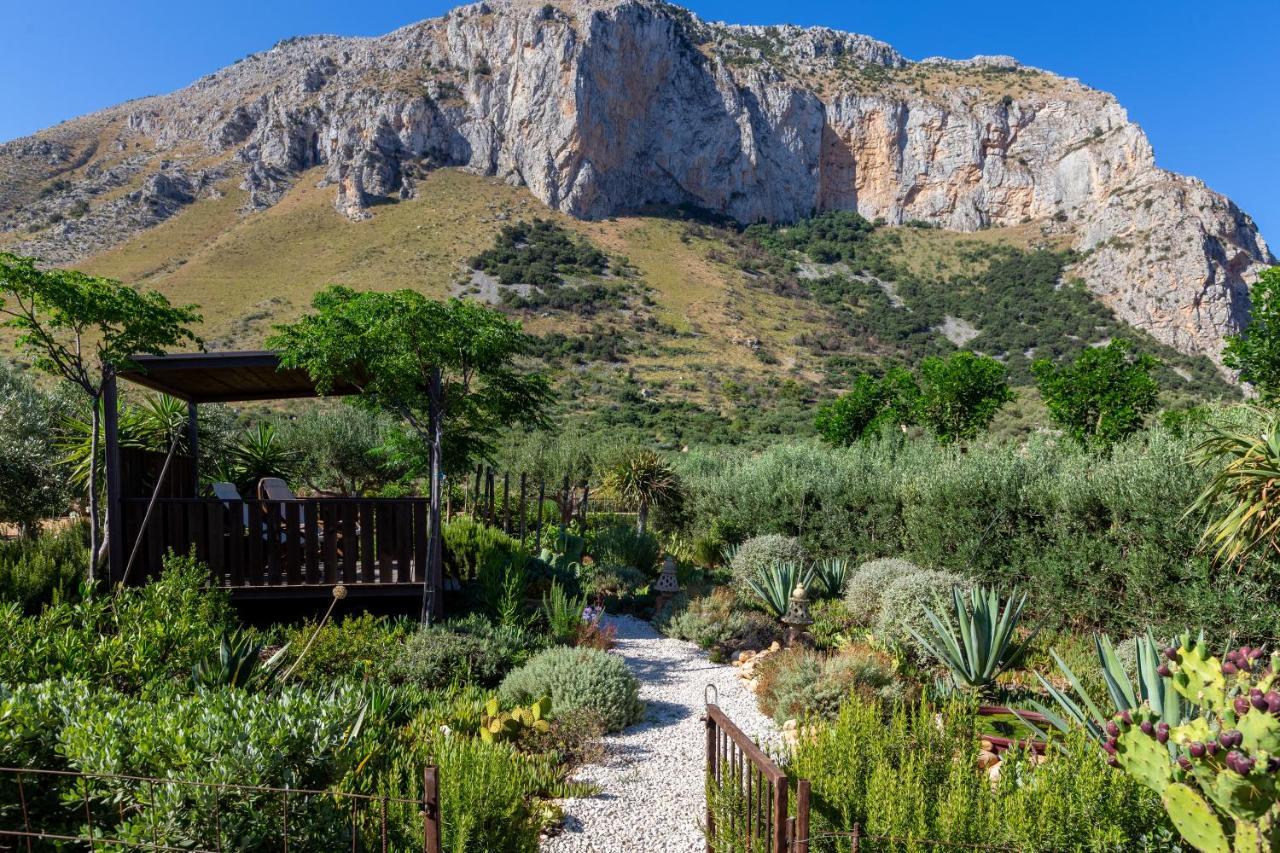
[
  {"left": 1032, "top": 340, "right": 1159, "bottom": 445},
  {"left": 814, "top": 367, "right": 919, "bottom": 446},
  {"left": 917, "top": 351, "right": 1012, "bottom": 443},
  {"left": 280, "top": 407, "right": 413, "bottom": 496},
  {"left": 268, "top": 287, "right": 550, "bottom": 474},
  {"left": 0, "top": 254, "right": 201, "bottom": 579},
  {"left": 1223, "top": 266, "right": 1280, "bottom": 400},
  {"left": 0, "top": 361, "right": 70, "bottom": 536}
]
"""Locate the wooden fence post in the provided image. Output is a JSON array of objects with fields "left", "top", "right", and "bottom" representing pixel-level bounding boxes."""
[
  {"left": 535, "top": 479, "right": 545, "bottom": 549},
  {"left": 503, "top": 472, "right": 510, "bottom": 533},
  {"left": 794, "top": 779, "right": 810, "bottom": 853},
  {"left": 850, "top": 822, "right": 860, "bottom": 853},
  {"left": 704, "top": 710, "right": 716, "bottom": 853},
  {"left": 518, "top": 473, "right": 527, "bottom": 546},
  {"left": 422, "top": 766, "right": 441, "bottom": 853},
  {"left": 772, "top": 776, "right": 787, "bottom": 853}
]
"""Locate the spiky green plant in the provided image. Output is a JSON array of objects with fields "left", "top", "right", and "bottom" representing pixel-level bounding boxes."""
[
  {"left": 599, "top": 448, "right": 685, "bottom": 534},
  {"left": 747, "top": 561, "right": 814, "bottom": 619},
  {"left": 1186, "top": 414, "right": 1280, "bottom": 564},
  {"left": 907, "top": 585, "right": 1036, "bottom": 695},
  {"left": 809, "top": 556, "right": 849, "bottom": 599},
  {"left": 541, "top": 579, "right": 586, "bottom": 645},
  {"left": 1033, "top": 631, "right": 1195, "bottom": 745},
  {"left": 191, "top": 628, "right": 289, "bottom": 690}
]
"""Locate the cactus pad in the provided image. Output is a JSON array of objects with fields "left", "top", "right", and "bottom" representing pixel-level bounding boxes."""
[
  {"left": 1116, "top": 720, "right": 1174, "bottom": 793},
  {"left": 1172, "top": 640, "right": 1228, "bottom": 709},
  {"left": 1162, "top": 783, "right": 1231, "bottom": 853}
]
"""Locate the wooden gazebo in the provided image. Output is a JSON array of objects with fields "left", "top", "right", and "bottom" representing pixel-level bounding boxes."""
[{"left": 103, "top": 351, "right": 442, "bottom": 616}]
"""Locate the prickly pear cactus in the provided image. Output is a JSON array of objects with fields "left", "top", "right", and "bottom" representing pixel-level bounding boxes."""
[
  {"left": 479, "top": 695, "right": 552, "bottom": 744},
  {"left": 1105, "top": 635, "right": 1280, "bottom": 852}
]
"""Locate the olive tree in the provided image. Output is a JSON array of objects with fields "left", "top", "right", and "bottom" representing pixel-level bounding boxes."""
[
  {"left": 0, "top": 254, "right": 201, "bottom": 579},
  {"left": 1032, "top": 340, "right": 1159, "bottom": 446}
]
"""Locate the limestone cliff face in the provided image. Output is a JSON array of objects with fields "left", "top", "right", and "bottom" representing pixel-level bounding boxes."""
[{"left": 0, "top": 0, "right": 1270, "bottom": 366}]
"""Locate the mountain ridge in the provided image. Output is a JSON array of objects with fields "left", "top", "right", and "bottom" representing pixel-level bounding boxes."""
[{"left": 0, "top": 0, "right": 1271, "bottom": 371}]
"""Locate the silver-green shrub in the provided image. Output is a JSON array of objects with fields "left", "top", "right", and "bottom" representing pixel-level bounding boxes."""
[
  {"left": 842, "top": 557, "right": 924, "bottom": 625},
  {"left": 498, "top": 646, "right": 643, "bottom": 732},
  {"left": 873, "top": 569, "right": 970, "bottom": 650},
  {"left": 729, "top": 534, "right": 806, "bottom": 604}
]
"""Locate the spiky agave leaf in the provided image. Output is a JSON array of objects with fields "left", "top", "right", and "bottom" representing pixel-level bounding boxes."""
[
  {"left": 908, "top": 585, "right": 1037, "bottom": 695},
  {"left": 747, "top": 561, "right": 814, "bottom": 618}
]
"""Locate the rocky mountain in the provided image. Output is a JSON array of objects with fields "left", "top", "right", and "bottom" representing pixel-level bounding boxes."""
[{"left": 0, "top": 0, "right": 1271, "bottom": 368}]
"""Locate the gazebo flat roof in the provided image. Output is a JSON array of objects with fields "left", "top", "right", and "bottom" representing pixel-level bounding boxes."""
[{"left": 118, "top": 351, "right": 361, "bottom": 404}]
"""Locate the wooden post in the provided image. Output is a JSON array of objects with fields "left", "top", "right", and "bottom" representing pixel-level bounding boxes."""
[
  {"left": 705, "top": 710, "right": 716, "bottom": 853},
  {"left": 486, "top": 468, "right": 496, "bottom": 524},
  {"left": 186, "top": 400, "right": 200, "bottom": 496},
  {"left": 518, "top": 473, "right": 527, "bottom": 547},
  {"left": 534, "top": 479, "right": 545, "bottom": 550},
  {"left": 471, "top": 465, "right": 482, "bottom": 518},
  {"left": 103, "top": 366, "right": 125, "bottom": 585},
  {"left": 794, "top": 779, "right": 810, "bottom": 853},
  {"left": 850, "top": 822, "right": 860, "bottom": 853},
  {"left": 502, "top": 472, "right": 510, "bottom": 533},
  {"left": 422, "top": 766, "right": 441, "bottom": 853},
  {"left": 771, "top": 776, "right": 787, "bottom": 853},
  {"left": 421, "top": 367, "right": 444, "bottom": 624},
  {"left": 580, "top": 483, "right": 590, "bottom": 523}
]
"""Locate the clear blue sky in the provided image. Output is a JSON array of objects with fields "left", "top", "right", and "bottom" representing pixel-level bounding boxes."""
[{"left": 4, "top": 1, "right": 1276, "bottom": 241}]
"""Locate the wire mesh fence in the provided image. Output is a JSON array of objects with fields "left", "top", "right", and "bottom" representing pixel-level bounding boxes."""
[{"left": 0, "top": 765, "right": 441, "bottom": 852}]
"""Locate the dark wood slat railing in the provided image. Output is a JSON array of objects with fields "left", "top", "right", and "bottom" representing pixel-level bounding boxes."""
[
  {"left": 705, "top": 702, "right": 792, "bottom": 853},
  {"left": 122, "top": 497, "right": 433, "bottom": 590}
]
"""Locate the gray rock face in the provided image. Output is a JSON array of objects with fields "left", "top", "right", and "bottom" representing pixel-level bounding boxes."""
[{"left": 1, "top": 0, "right": 1271, "bottom": 365}]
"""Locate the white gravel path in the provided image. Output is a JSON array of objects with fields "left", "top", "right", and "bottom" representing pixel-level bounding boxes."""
[{"left": 542, "top": 614, "right": 779, "bottom": 853}]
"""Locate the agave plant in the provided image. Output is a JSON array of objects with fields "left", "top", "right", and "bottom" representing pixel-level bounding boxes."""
[
  {"left": 191, "top": 628, "right": 289, "bottom": 690},
  {"left": 908, "top": 585, "right": 1036, "bottom": 695},
  {"left": 1030, "top": 630, "right": 1197, "bottom": 745},
  {"left": 748, "top": 560, "right": 815, "bottom": 619},
  {"left": 1186, "top": 413, "right": 1280, "bottom": 564},
  {"left": 809, "top": 556, "right": 849, "bottom": 599}
]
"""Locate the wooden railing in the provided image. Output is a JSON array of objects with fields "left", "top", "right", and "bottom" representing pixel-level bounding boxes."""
[
  {"left": 120, "top": 497, "right": 432, "bottom": 590},
  {"left": 705, "top": 701, "right": 805, "bottom": 853}
]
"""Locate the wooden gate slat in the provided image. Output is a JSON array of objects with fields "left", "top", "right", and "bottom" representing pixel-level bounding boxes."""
[
  {"left": 413, "top": 500, "right": 428, "bottom": 585},
  {"left": 246, "top": 502, "right": 264, "bottom": 585},
  {"left": 322, "top": 503, "right": 338, "bottom": 584},
  {"left": 361, "top": 502, "right": 376, "bottom": 583},
  {"left": 284, "top": 502, "right": 302, "bottom": 585},
  {"left": 341, "top": 502, "right": 358, "bottom": 584},
  {"left": 228, "top": 501, "right": 245, "bottom": 587},
  {"left": 206, "top": 501, "right": 225, "bottom": 585},
  {"left": 304, "top": 501, "right": 320, "bottom": 584},
  {"left": 265, "top": 502, "right": 282, "bottom": 585}
]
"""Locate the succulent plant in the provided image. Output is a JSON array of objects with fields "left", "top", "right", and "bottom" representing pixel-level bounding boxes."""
[
  {"left": 809, "top": 557, "right": 850, "bottom": 599},
  {"left": 907, "top": 585, "right": 1036, "bottom": 695},
  {"left": 1033, "top": 630, "right": 1195, "bottom": 746},
  {"left": 1107, "top": 633, "right": 1280, "bottom": 852},
  {"left": 478, "top": 695, "right": 552, "bottom": 744},
  {"left": 748, "top": 560, "right": 815, "bottom": 619},
  {"left": 191, "top": 628, "right": 288, "bottom": 690}
]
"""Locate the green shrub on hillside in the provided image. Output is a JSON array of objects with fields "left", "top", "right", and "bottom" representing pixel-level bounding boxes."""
[
  {"left": 277, "top": 612, "right": 410, "bottom": 685},
  {"left": 755, "top": 645, "right": 906, "bottom": 725},
  {"left": 728, "top": 534, "right": 806, "bottom": 603},
  {"left": 444, "top": 517, "right": 521, "bottom": 581},
  {"left": 470, "top": 219, "right": 608, "bottom": 286},
  {"left": 842, "top": 557, "right": 923, "bottom": 625},
  {"left": 499, "top": 646, "right": 642, "bottom": 732},
  {"left": 873, "top": 569, "right": 970, "bottom": 651},
  {"left": 0, "top": 525, "right": 86, "bottom": 613},
  {"left": 392, "top": 616, "right": 548, "bottom": 689}
]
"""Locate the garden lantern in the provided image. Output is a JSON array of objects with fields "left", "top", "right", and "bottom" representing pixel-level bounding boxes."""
[
  {"left": 654, "top": 555, "right": 681, "bottom": 611},
  {"left": 782, "top": 582, "right": 814, "bottom": 647}
]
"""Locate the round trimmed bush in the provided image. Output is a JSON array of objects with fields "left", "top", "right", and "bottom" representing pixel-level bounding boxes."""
[
  {"left": 498, "top": 646, "right": 643, "bottom": 732},
  {"left": 873, "top": 569, "right": 970, "bottom": 650},
  {"left": 729, "top": 534, "right": 806, "bottom": 602},
  {"left": 843, "top": 557, "right": 925, "bottom": 625}
]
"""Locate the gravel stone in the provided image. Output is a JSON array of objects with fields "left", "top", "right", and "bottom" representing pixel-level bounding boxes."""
[{"left": 541, "top": 614, "right": 779, "bottom": 853}]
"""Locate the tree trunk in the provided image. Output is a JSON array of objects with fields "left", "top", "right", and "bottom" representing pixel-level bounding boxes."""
[
  {"left": 87, "top": 400, "right": 100, "bottom": 584},
  {"left": 421, "top": 368, "right": 444, "bottom": 625},
  {"left": 637, "top": 504, "right": 649, "bottom": 535}
]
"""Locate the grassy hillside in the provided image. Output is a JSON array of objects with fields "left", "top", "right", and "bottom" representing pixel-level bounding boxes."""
[{"left": 55, "top": 167, "right": 1235, "bottom": 447}]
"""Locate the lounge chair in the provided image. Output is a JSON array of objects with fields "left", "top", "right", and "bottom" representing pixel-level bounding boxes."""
[{"left": 212, "top": 481, "right": 250, "bottom": 526}]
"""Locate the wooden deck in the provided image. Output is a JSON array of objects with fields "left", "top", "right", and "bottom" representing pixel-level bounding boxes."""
[{"left": 120, "top": 497, "right": 436, "bottom": 599}]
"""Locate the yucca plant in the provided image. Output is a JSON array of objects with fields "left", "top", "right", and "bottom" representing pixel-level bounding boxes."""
[
  {"left": 599, "top": 448, "right": 685, "bottom": 534},
  {"left": 809, "top": 556, "right": 849, "bottom": 599},
  {"left": 191, "top": 628, "right": 289, "bottom": 690},
  {"left": 1030, "top": 630, "right": 1197, "bottom": 745},
  {"left": 908, "top": 585, "right": 1036, "bottom": 695},
  {"left": 748, "top": 561, "right": 814, "bottom": 619},
  {"left": 1186, "top": 413, "right": 1280, "bottom": 563}
]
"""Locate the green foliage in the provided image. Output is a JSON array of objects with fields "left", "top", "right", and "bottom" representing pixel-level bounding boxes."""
[
  {"left": 598, "top": 447, "right": 685, "bottom": 533},
  {"left": 541, "top": 580, "right": 586, "bottom": 645},
  {"left": 1033, "top": 340, "right": 1160, "bottom": 445},
  {"left": 270, "top": 287, "right": 550, "bottom": 472},
  {"left": 787, "top": 695, "right": 1170, "bottom": 851},
  {"left": 1034, "top": 631, "right": 1194, "bottom": 746},
  {"left": 728, "top": 534, "right": 806, "bottom": 602},
  {"left": 1224, "top": 267, "right": 1280, "bottom": 402},
  {"left": 909, "top": 586, "right": 1036, "bottom": 695},
  {"left": 219, "top": 421, "right": 301, "bottom": 492},
  {"left": 809, "top": 556, "right": 849, "bottom": 599},
  {"left": 443, "top": 517, "right": 521, "bottom": 581},
  {"left": 499, "top": 646, "right": 643, "bottom": 732},
  {"left": 745, "top": 210, "right": 877, "bottom": 262},
  {"left": 1187, "top": 411, "right": 1280, "bottom": 565},
  {"left": 656, "top": 589, "right": 780, "bottom": 660},
  {"left": 470, "top": 219, "right": 608, "bottom": 286},
  {"left": 278, "top": 406, "right": 414, "bottom": 495},
  {"left": 390, "top": 616, "right": 547, "bottom": 689},
  {"left": 755, "top": 645, "right": 905, "bottom": 725},
  {"left": 190, "top": 628, "right": 289, "bottom": 690},
  {"left": 873, "top": 569, "right": 970, "bottom": 651},
  {"left": 842, "top": 557, "right": 922, "bottom": 625},
  {"left": 0, "top": 524, "right": 85, "bottom": 613},
  {"left": 814, "top": 368, "right": 919, "bottom": 446},
  {"left": 747, "top": 560, "right": 814, "bottom": 618},
  {"left": 1108, "top": 636, "right": 1280, "bottom": 852},
  {"left": 590, "top": 523, "right": 661, "bottom": 575},
  {"left": 276, "top": 613, "right": 411, "bottom": 685},
  {"left": 0, "top": 552, "right": 233, "bottom": 692},
  {"left": 916, "top": 350, "right": 1012, "bottom": 443},
  {"left": 0, "top": 360, "right": 69, "bottom": 531}
]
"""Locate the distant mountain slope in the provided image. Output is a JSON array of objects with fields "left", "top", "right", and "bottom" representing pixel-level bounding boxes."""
[{"left": 0, "top": 0, "right": 1271, "bottom": 371}]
